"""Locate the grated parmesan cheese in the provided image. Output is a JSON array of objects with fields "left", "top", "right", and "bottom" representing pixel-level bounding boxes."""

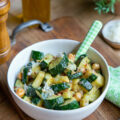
[
  {"left": 42, "top": 83, "right": 54, "bottom": 97},
  {"left": 105, "top": 21, "right": 120, "bottom": 43}
]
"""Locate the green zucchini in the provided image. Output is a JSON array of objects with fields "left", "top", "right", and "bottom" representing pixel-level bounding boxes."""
[
  {"left": 76, "top": 54, "right": 87, "bottom": 66},
  {"left": 40, "top": 54, "right": 54, "bottom": 70},
  {"left": 22, "top": 68, "right": 29, "bottom": 84},
  {"left": 22, "top": 62, "right": 32, "bottom": 84},
  {"left": 67, "top": 72, "right": 82, "bottom": 80},
  {"left": 58, "top": 98, "right": 80, "bottom": 110},
  {"left": 36, "top": 87, "right": 42, "bottom": 93},
  {"left": 44, "top": 95, "right": 64, "bottom": 109},
  {"left": 87, "top": 73, "right": 97, "bottom": 83},
  {"left": 49, "top": 53, "right": 68, "bottom": 76},
  {"left": 31, "top": 96, "right": 43, "bottom": 106},
  {"left": 31, "top": 97, "right": 40, "bottom": 104},
  {"left": 79, "top": 78, "right": 92, "bottom": 91},
  {"left": 26, "top": 86, "right": 37, "bottom": 97},
  {"left": 31, "top": 50, "right": 44, "bottom": 61},
  {"left": 40, "top": 78, "right": 47, "bottom": 87},
  {"left": 50, "top": 82, "right": 70, "bottom": 94}
]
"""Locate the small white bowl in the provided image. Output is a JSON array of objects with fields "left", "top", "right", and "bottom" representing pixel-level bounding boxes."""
[
  {"left": 102, "top": 19, "right": 120, "bottom": 49},
  {"left": 7, "top": 39, "right": 110, "bottom": 120}
]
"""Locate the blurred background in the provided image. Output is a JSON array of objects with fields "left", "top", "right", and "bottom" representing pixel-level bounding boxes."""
[{"left": 8, "top": 0, "right": 118, "bottom": 35}]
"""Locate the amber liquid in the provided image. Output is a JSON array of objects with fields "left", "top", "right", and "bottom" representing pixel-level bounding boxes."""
[{"left": 22, "top": 0, "right": 50, "bottom": 22}]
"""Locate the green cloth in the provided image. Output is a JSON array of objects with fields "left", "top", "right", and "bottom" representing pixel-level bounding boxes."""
[{"left": 105, "top": 66, "right": 120, "bottom": 107}]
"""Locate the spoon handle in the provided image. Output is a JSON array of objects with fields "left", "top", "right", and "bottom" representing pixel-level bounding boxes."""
[{"left": 75, "top": 20, "right": 103, "bottom": 61}]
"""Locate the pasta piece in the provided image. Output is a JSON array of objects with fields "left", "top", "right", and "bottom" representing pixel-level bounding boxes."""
[
  {"left": 23, "top": 96, "right": 31, "bottom": 103},
  {"left": 32, "top": 71, "right": 45, "bottom": 88},
  {"left": 37, "top": 100, "right": 43, "bottom": 107},
  {"left": 81, "top": 65, "right": 92, "bottom": 78},
  {"left": 72, "top": 79, "right": 79, "bottom": 85},
  {"left": 45, "top": 73, "right": 54, "bottom": 86},
  {"left": 80, "top": 94, "right": 90, "bottom": 107},
  {"left": 62, "top": 91, "right": 74, "bottom": 99},
  {"left": 74, "top": 92, "right": 82, "bottom": 101},
  {"left": 68, "top": 53, "right": 75, "bottom": 62},
  {"left": 72, "top": 84, "right": 81, "bottom": 92},
  {"left": 92, "top": 73, "right": 104, "bottom": 88},
  {"left": 78, "top": 57, "right": 90, "bottom": 70},
  {"left": 89, "top": 89, "right": 101, "bottom": 102},
  {"left": 54, "top": 75, "right": 69, "bottom": 84},
  {"left": 31, "top": 63, "right": 41, "bottom": 78}
]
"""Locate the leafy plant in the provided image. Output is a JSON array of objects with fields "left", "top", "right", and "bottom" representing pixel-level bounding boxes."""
[{"left": 94, "top": 0, "right": 117, "bottom": 14}]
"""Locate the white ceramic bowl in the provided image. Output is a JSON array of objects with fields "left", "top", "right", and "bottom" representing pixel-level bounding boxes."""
[{"left": 7, "top": 39, "right": 110, "bottom": 120}]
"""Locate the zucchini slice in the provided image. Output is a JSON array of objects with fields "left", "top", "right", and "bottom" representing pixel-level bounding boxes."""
[
  {"left": 40, "top": 54, "right": 54, "bottom": 70},
  {"left": 87, "top": 73, "right": 97, "bottom": 83},
  {"left": 22, "top": 67, "right": 29, "bottom": 84},
  {"left": 44, "top": 95, "right": 64, "bottom": 109},
  {"left": 31, "top": 97, "right": 40, "bottom": 104},
  {"left": 49, "top": 53, "right": 68, "bottom": 76},
  {"left": 79, "top": 78, "right": 92, "bottom": 92},
  {"left": 26, "top": 86, "right": 37, "bottom": 97},
  {"left": 36, "top": 87, "right": 42, "bottom": 93},
  {"left": 67, "top": 72, "right": 82, "bottom": 80},
  {"left": 76, "top": 54, "right": 87, "bottom": 66},
  {"left": 50, "top": 82, "right": 70, "bottom": 94},
  {"left": 22, "top": 62, "right": 32, "bottom": 84},
  {"left": 58, "top": 98, "right": 80, "bottom": 110},
  {"left": 31, "top": 50, "right": 44, "bottom": 61}
]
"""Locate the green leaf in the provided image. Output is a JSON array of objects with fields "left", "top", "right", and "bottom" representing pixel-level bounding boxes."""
[
  {"left": 94, "top": 0, "right": 116, "bottom": 14},
  {"left": 111, "top": 5, "right": 115, "bottom": 13}
]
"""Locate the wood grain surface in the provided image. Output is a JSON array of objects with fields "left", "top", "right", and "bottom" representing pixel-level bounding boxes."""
[{"left": 0, "top": 17, "right": 120, "bottom": 120}]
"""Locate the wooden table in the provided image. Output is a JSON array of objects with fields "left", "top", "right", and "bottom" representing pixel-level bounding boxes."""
[{"left": 0, "top": 17, "right": 120, "bottom": 120}]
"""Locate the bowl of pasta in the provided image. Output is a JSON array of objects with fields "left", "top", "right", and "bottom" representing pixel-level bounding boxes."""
[{"left": 7, "top": 39, "right": 110, "bottom": 120}]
